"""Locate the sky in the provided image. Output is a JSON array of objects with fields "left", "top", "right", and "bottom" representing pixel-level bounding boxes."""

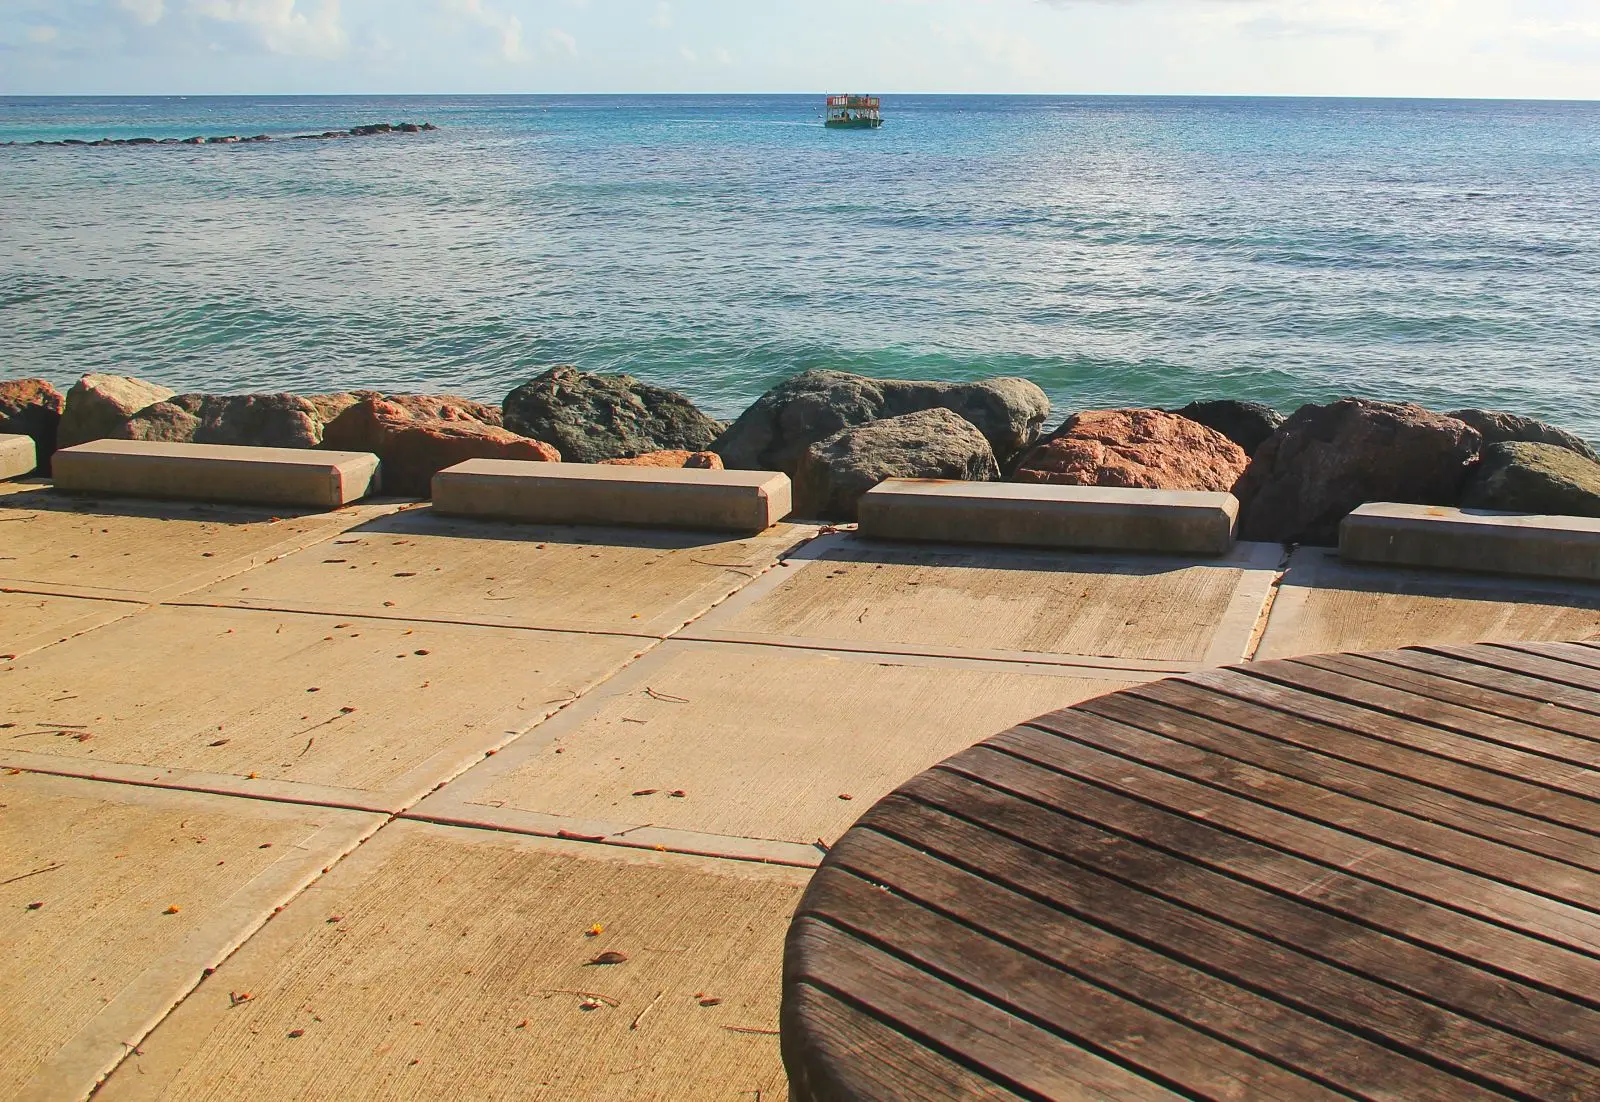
[{"left": 2, "top": 0, "right": 1600, "bottom": 99}]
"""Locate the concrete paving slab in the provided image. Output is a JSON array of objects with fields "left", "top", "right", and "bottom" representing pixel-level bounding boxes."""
[
  {"left": 0, "top": 591, "right": 141, "bottom": 660},
  {"left": 1, "top": 433, "right": 37, "bottom": 479},
  {"left": 96, "top": 822, "right": 807, "bottom": 1102},
  {"left": 53, "top": 441, "right": 380, "bottom": 510},
  {"left": 1341, "top": 501, "right": 1600, "bottom": 582},
  {"left": 0, "top": 491, "right": 389, "bottom": 603},
  {"left": 415, "top": 639, "right": 1150, "bottom": 854},
  {"left": 0, "top": 771, "right": 379, "bottom": 1102},
  {"left": 435, "top": 459, "right": 793, "bottom": 533},
  {"left": 683, "top": 533, "right": 1282, "bottom": 669},
  {"left": 0, "top": 604, "right": 647, "bottom": 811},
  {"left": 1257, "top": 547, "right": 1600, "bottom": 660},
  {"left": 179, "top": 509, "right": 815, "bottom": 636}
]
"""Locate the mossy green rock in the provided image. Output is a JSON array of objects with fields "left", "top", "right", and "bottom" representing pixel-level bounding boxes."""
[{"left": 1462, "top": 441, "right": 1600, "bottom": 517}]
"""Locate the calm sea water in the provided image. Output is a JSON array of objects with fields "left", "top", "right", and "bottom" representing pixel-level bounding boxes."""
[{"left": 3, "top": 94, "right": 1599, "bottom": 441}]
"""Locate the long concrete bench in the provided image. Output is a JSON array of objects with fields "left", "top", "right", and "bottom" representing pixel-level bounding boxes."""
[
  {"left": 1, "top": 434, "right": 37, "bottom": 480},
  {"left": 857, "top": 479, "right": 1239, "bottom": 555},
  {"left": 51, "top": 440, "right": 380, "bottom": 509},
  {"left": 432, "top": 459, "right": 792, "bottom": 533},
  {"left": 1341, "top": 502, "right": 1600, "bottom": 581}
]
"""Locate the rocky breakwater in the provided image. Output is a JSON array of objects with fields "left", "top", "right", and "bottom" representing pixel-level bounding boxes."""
[{"left": 3, "top": 122, "right": 438, "bottom": 149}]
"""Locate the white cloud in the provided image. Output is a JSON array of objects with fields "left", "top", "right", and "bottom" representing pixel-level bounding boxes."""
[
  {"left": 648, "top": 2, "right": 673, "bottom": 30},
  {"left": 545, "top": 27, "right": 577, "bottom": 57},
  {"left": 185, "top": 0, "right": 347, "bottom": 57},
  {"left": 445, "top": 0, "right": 526, "bottom": 61},
  {"left": 119, "top": 0, "right": 167, "bottom": 24},
  {"left": 679, "top": 45, "right": 697, "bottom": 62},
  {"left": 27, "top": 25, "right": 59, "bottom": 43}
]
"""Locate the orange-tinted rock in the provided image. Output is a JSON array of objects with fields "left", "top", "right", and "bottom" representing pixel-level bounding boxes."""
[
  {"left": 0, "top": 378, "right": 66, "bottom": 473},
  {"left": 320, "top": 397, "right": 558, "bottom": 498},
  {"left": 1012, "top": 409, "right": 1248, "bottom": 493},
  {"left": 598, "top": 450, "right": 724, "bottom": 470}
]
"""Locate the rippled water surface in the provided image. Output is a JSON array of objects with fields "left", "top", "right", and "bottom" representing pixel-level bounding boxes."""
[{"left": 3, "top": 94, "right": 1599, "bottom": 440}]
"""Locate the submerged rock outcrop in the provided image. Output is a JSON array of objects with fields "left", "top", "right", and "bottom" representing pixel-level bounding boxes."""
[{"left": 3, "top": 123, "right": 439, "bottom": 149}]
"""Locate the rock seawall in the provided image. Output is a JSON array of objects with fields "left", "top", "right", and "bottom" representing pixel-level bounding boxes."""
[{"left": 3, "top": 122, "right": 438, "bottom": 149}]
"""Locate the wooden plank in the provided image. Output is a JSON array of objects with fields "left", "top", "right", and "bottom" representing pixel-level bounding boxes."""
[
  {"left": 785, "top": 918, "right": 1179, "bottom": 1101},
  {"left": 818, "top": 830, "right": 1522, "bottom": 1100},
  {"left": 1126, "top": 678, "right": 1598, "bottom": 833},
  {"left": 1242, "top": 660, "right": 1600, "bottom": 768},
  {"left": 783, "top": 983, "right": 1023, "bottom": 1102},
  {"left": 1298, "top": 652, "right": 1600, "bottom": 741},
  {"left": 1508, "top": 642, "right": 1600, "bottom": 674},
  {"left": 888, "top": 768, "right": 1600, "bottom": 1067},
  {"left": 1079, "top": 690, "right": 1600, "bottom": 873},
  {"left": 1024, "top": 705, "right": 1600, "bottom": 910},
  {"left": 935, "top": 741, "right": 1600, "bottom": 1001},
  {"left": 1436, "top": 644, "right": 1600, "bottom": 694},
  {"left": 799, "top": 862, "right": 1350, "bottom": 1101},
  {"left": 1305, "top": 649, "right": 1600, "bottom": 735},
  {"left": 1180, "top": 667, "right": 1600, "bottom": 800},
  {"left": 1364, "top": 648, "right": 1600, "bottom": 720}
]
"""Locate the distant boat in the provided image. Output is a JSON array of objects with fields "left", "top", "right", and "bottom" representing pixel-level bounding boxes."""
[{"left": 825, "top": 94, "right": 882, "bottom": 129}]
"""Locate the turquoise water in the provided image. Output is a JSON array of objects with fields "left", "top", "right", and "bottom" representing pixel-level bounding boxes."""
[{"left": 3, "top": 94, "right": 1599, "bottom": 440}]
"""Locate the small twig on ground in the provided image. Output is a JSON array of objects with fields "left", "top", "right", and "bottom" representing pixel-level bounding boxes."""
[
  {"left": 690, "top": 559, "right": 758, "bottom": 576},
  {"left": 1, "top": 862, "right": 64, "bottom": 886},
  {"left": 645, "top": 688, "right": 690, "bottom": 704},
  {"left": 542, "top": 989, "right": 620, "bottom": 1007},
  {"left": 32, "top": 722, "right": 87, "bottom": 728},
  {"left": 724, "top": 1025, "right": 781, "bottom": 1036},
  {"left": 630, "top": 990, "right": 664, "bottom": 1031},
  {"left": 298, "top": 737, "right": 315, "bottom": 758}
]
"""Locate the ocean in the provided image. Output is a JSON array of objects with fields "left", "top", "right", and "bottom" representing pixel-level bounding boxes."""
[{"left": 3, "top": 94, "right": 1599, "bottom": 442}]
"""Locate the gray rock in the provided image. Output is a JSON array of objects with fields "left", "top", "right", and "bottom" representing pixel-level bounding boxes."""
[
  {"left": 1235, "top": 398, "right": 1480, "bottom": 546},
  {"left": 1462, "top": 442, "right": 1600, "bottom": 517},
  {"left": 793, "top": 408, "right": 1000, "bottom": 521},
  {"left": 57, "top": 374, "right": 176, "bottom": 449},
  {"left": 112, "top": 393, "right": 326, "bottom": 448},
  {"left": 1448, "top": 409, "right": 1599, "bottom": 464},
  {"left": 502, "top": 365, "right": 721, "bottom": 464},
  {"left": 111, "top": 401, "right": 201, "bottom": 443},
  {"left": 1170, "top": 399, "right": 1284, "bottom": 457},
  {"left": 0, "top": 378, "right": 66, "bottom": 474},
  {"left": 715, "top": 369, "right": 1049, "bottom": 475}
]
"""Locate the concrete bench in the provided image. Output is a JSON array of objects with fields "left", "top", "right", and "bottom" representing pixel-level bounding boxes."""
[
  {"left": 1341, "top": 502, "right": 1600, "bottom": 581},
  {"left": 51, "top": 440, "right": 380, "bottom": 509},
  {"left": 432, "top": 459, "right": 793, "bottom": 533},
  {"left": 857, "top": 479, "right": 1239, "bottom": 555},
  {"left": 1, "top": 434, "right": 37, "bottom": 480}
]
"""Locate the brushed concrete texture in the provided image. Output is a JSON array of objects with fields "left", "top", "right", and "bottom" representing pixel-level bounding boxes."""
[
  {"left": 434, "top": 459, "right": 793, "bottom": 533},
  {"left": 97, "top": 822, "right": 807, "bottom": 1102},
  {"left": 1, "top": 433, "right": 37, "bottom": 479},
  {"left": 0, "top": 771, "right": 379, "bottom": 1102},
  {"left": 52, "top": 440, "right": 380, "bottom": 510},
  {"left": 180, "top": 510, "right": 813, "bottom": 636},
  {"left": 859, "top": 479, "right": 1239, "bottom": 555},
  {"left": 1257, "top": 548, "right": 1600, "bottom": 660},
  {"left": 687, "top": 535, "right": 1280, "bottom": 667},
  {"left": 0, "top": 604, "right": 646, "bottom": 809},
  {"left": 0, "top": 492, "right": 376, "bottom": 603},
  {"left": 1341, "top": 502, "right": 1600, "bottom": 581},
  {"left": 0, "top": 591, "right": 140, "bottom": 660},
  {"left": 437, "top": 640, "right": 1147, "bottom": 847}
]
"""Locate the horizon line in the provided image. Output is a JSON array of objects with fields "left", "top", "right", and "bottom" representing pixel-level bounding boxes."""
[{"left": 5, "top": 91, "right": 1600, "bottom": 105}]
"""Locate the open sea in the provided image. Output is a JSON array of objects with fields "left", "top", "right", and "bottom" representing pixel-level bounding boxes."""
[{"left": 2, "top": 94, "right": 1599, "bottom": 441}]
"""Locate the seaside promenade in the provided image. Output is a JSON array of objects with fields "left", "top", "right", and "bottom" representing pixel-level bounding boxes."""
[{"left": 3, "top": 476, "right": 1599, "bottom": 1100}]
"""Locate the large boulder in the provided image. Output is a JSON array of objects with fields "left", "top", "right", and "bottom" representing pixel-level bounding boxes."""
[
  {"left": 1013, "top": 409, "right": 1248, "bottom": 492},
  {"left": 713, "top": 369, "right": 1049, "bottom": 474},
  {"left": 599, "top": 450, "right": 723, "bottom": 469},
  {"left": 1448, "top": 409, "right": 1599, "bottom": 465},
  {"left": 502, "top": 366, "right": 720, "bottom": 464},
  {"left": 365, "top": 391, "right": 502, "bottom": 427},
  {"left": 0, "top": 379, "right": 66, "bottom": 473},
  {"left": 793, "top": 408, "right": 999, "bottom": 521},
  {"left": 57, "top": 374, "right": 176, "bottom": 449},
  {"left": 1235, "top": 399, "right": 1480, "bottom": 546},
  {"left": 1461, "top": 442, "right": 1600, "bottom": 517},
  {"left": 112, "top": 393, "right": 326, "bottom": 448},
  {"left": 111, "top": 401, "right": 202, "bottom": 443},
  {"left": 320, "top": 397, "right": 559, "bottom": 497},
  {"left": 1170, "top": 400, "right": 1284, "bottom": 457}
]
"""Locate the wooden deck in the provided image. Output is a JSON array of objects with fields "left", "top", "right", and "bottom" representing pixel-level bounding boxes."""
[{"left": 782, "top": 641, "right": 1600, "bottom": 1101}]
